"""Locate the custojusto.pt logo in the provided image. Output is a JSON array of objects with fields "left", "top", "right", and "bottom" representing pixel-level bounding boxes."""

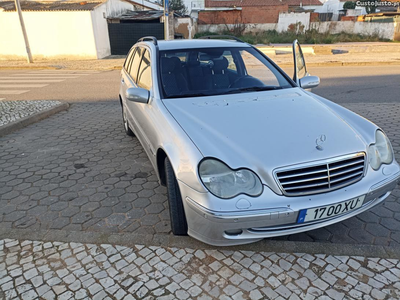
[{"left": 356, "top": 1, "right": 400, "bottom": 6}]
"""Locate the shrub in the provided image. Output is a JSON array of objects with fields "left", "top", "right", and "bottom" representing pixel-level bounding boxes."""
[{"left": 343, "top": 1, "right": 356, "bottom": 9}]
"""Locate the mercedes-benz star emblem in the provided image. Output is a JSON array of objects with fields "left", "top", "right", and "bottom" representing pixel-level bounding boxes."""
[{"left": 316, "top": 134, "right": 326, "bottom": 151}]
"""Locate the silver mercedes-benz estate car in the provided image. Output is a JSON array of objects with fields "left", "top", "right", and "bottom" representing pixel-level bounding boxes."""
[{"left": 119, "top": 36, "right": 400, "bottom": 246}]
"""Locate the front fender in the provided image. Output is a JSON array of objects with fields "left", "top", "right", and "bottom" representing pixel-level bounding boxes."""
[{"left": 156, "top": 101, "right": 206, "bottom": 193}]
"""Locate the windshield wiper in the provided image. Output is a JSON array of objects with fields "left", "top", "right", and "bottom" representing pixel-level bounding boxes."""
[
  {"left": 225, "top": 86, "right": 283, "bottom": 94},
  {"left": 166, "top": 92, "right": 213, "bottom": 99},
  {"left": 165, "top": 86, "right": 284, "bottom": 99}
]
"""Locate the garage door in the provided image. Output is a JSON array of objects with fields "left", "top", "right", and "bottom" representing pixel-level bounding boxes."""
[{"left": 108, "top": 23, "right": 164, "bottom": 55}]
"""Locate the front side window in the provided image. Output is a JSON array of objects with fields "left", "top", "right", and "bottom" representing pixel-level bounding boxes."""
[
  {"left": 159, "top": 47, "right": 292, "bottom": 99},
  {"left": 137, "top": 50, "right": 152, "bottom": 90}
]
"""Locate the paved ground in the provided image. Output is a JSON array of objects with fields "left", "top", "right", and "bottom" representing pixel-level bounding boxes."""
[
  {"left": 0, "top": 238, "right": 399, "bottom": 300},
  {"left": 0, "top": 101, "right": 399, "bottom": 248}
]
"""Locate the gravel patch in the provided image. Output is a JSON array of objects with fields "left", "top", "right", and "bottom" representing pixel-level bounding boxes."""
[{"left": 0, "top": 100, "right": 62, "bottom": 127}]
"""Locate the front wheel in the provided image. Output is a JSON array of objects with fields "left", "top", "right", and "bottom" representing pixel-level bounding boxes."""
[
  {"left": 165, "top": 157, "right": 188, "bottom": 235},
  {"left": 122, "top": 104, "right": 134, "bottom": 137}
]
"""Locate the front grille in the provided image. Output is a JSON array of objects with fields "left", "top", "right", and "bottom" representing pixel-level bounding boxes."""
[{"left": 275, "top": 153, "right": 366, "bottom": 196}]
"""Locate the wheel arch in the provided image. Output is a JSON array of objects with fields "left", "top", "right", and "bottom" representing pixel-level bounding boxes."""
[{"left": 156, "top": 148, "right": 168, "bottom": 186}]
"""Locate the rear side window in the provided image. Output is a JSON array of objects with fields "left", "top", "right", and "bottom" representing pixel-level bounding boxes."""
[
  {"left": 129, "top": 47, "right": 143, "bottom": 82},
  {"left": 137, "top": 50, "right": 152, "bottom": 90}
]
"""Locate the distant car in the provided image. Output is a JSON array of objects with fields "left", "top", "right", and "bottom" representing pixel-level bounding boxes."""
[{"left": 119, "top": 36, "right": 400, "bottom": 246}]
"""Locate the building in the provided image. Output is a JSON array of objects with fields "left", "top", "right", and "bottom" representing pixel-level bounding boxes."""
[
  {"left": 0, "top": 0, "right": 162, "bottom": 60},
  {"left": 198, "top": 0, "right": 289, "bottom": 26}
]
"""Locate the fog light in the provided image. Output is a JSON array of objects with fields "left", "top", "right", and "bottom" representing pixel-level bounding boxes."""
[{"left": 225, "top": 229, "right": 243, "bottom": 236}]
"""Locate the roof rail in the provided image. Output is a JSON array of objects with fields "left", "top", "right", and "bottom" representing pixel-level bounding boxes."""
[
  {"left": 199, "top": 35, "right": 245, "bottom": 43},
  {"left": 137, "top": 36, "right": 158, "bottom": 46}
]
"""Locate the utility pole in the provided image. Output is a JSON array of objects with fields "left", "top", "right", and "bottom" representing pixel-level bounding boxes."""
[
  {"left": 14, "top": 0, "right": 33, "bottom": 63},
  {"left": 164, "top": 0, "right": 170, "bottom": 40}
]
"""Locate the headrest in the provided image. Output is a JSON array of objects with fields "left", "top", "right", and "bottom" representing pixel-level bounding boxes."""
[
  {"left": 161, "top": 57, "right": 175, "bottom": 74},
  {"left": 169, "top": 57, "right": 182, "bottom": 70},
  {"left": 212, "top": 57, "right": 229, "bottom": 72}
]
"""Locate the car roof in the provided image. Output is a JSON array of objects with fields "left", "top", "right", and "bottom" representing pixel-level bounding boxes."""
[{"left": 154, "top": 39, "right": 252, "bottom": 51}]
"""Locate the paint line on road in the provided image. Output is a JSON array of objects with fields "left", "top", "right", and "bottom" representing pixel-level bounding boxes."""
[
  {"left": 0, "top": 84, "right": 49, "bottom": 88},
  {"left": 0, "top": 90, "right": 29, "bottom": 95},
  {"left": 0, "top": 76, "right": 78, "bottom": 79},
  {"left": 13, "top": 74, "right": 80, "bottom": 77},
  {"left": 29, "top": 71, "right": 99, "bottom": 74},
  {"left": 0, "top": 80, "right": 64, "bottom": 83},
  {"left": 27, "top": 73, "right": 92, "bottom": 76}
]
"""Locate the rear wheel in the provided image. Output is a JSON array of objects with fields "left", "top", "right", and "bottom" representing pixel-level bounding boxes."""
[
  {"left": 122, "top": 104, "right": 134, "bottom": 137},
  {"left": 165, "top": 157, "right": 188, "bottom": 235}
]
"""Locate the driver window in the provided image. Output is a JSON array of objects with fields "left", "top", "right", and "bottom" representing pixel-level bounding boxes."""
[{"left": 240, "top": 50, "right": 279, "bottom": 86}]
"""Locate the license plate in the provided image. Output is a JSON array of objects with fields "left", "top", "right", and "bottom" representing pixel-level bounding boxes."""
[{"left": 297, "top": 195, "right": 365, "bottom": 223}]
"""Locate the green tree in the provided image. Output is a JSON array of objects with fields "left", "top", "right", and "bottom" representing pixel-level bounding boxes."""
[
  {"left": 343, "top": 1, "right": 356, "bottom": 9},
  {"left": 357, "top": 0, "right": 376, "bottom": 13},
  {"left": 157, "top": 0, "right": 188, "bottom": 15}
]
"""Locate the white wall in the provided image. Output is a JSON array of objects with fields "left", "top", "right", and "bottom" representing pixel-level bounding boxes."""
[
  {"left": 91, "top": 4, "right": 111, "bottom": 59},
  {"left": 198, "top": 23, "right": 277, "bottom": 34},
  {"left": 0, "top": 11, "right": 98, "bottom": 60},
  {"left": 311, "top": 21, "right": 395, "bottom": 40},
  {"left": 278, "top": 12, "right": 310, "bottom": 32}
]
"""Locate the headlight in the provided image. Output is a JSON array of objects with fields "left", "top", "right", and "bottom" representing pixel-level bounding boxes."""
[
  {"left": 368, "top": 130, "right": 393, "bottom": 170},
  {"left": 199, "top": 159, "right": 263, "bottom": 199}
]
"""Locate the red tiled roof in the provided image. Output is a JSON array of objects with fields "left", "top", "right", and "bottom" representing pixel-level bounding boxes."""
[{"left": 205, "top": 0, "right": 322, "bottom": 8}]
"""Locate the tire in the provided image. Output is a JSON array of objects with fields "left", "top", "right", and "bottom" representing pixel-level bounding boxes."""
[
  {"left": 165, "top": 157, "right": 188, "bottom": 235},
  {"left": 122, "top": 104, "right": 134, "bottom": 137}
]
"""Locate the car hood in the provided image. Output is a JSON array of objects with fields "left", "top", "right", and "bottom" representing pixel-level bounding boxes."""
[{"left": 163, "top": 88, "right": 367, "bottom": 190}]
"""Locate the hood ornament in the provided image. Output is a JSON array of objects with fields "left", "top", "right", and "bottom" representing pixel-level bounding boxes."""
[{"left": 316, "top": 134, "right": 326, "bottom": 151}]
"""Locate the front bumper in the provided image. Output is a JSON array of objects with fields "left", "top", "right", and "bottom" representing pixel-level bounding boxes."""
[{"left": 180, "top": 170, "right": 400, "bottom": 246}]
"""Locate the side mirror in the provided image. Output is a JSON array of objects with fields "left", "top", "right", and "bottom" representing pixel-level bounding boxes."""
[
  {"left": 299, "top": 76, "right": 320, "bottom": 89},
  {"left": 126, "top": 87, "right": 149, "bottom": 104},
  {"left": 292, "top": 40, "right": 308, "bottom": 85}
]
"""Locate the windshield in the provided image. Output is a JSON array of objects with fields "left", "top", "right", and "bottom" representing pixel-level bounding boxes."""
[{"left": 159, "top": 47, "right": 293, "bottom": 99}]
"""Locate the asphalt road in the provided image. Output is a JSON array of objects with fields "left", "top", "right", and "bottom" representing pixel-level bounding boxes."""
[{"left": 0, "top": 65, "right": 399, "bottom": 103}]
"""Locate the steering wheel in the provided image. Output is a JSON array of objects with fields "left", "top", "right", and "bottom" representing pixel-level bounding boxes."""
[{"left": 229, "top": 76, "right": 266, "bottom": 89}]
